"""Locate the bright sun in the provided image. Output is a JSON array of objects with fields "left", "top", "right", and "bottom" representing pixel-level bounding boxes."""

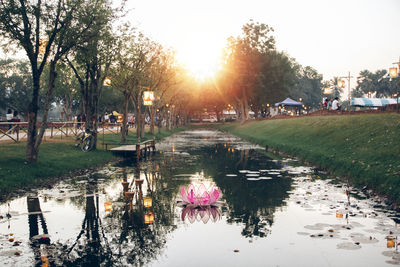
[{"left": 177, "top": 43, "right": 222, "bottom": 81}]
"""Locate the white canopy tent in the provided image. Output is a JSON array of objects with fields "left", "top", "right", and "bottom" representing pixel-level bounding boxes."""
[{"left": 351, "top": 98, "right": 397, "bottom": 107}]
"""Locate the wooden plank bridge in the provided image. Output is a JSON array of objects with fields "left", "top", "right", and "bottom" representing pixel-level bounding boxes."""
[{"left": 108, "top": 140, "right": 156, "bottom": 160}]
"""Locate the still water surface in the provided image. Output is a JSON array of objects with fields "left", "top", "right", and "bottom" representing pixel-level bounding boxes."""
[{"left": 1, "top": 129, "right": 400, "bottom": 266}]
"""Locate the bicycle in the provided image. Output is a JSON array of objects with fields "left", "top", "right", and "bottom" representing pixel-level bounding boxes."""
[{"left": 74, "top": 129, "right": 96, "bottom": 152}]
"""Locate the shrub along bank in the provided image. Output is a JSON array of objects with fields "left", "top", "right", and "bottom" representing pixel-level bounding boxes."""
[
  {"left": 0, "top": 126, "right": 188, "bottom": 198},
  {"left": 214, "top": 113, "right": 400, "bottom": 203}
]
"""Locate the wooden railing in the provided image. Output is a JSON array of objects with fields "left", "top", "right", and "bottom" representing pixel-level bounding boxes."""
[{"left": 0, "top": 121, "right": 128, "bottom": 143}]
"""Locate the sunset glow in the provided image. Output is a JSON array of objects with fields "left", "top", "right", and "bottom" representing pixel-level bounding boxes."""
[{"left": 176, "top": 42, "right": 222, "bottom": 81}]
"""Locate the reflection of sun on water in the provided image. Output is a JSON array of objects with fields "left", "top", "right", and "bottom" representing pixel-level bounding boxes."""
[{"left": 177, "top": 42, "right": 222, "bottom": 81}]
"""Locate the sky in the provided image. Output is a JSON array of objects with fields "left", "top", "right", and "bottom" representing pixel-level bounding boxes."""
[
  {"left": 1, "top": 0, "right": 398, "bottom": 97},
  {"left": 126, "top": 0, "right": 400, "bottom": 96}
]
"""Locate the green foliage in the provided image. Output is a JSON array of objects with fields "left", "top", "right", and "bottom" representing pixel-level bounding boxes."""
[
  {"left": 214, "top": 114, "right": 400, "bottom": 202},
  {"left": 290, "top": 65, "right": 323, "bottom": 108},
  {"left": 0, "top": 59, "right": 32, "bottom": 117},
  {"left": 217, "top": 20, "right": 325, "bottom": 118},
  {"left": 353, "top": 69, "right": 398, "bottom": 98}
]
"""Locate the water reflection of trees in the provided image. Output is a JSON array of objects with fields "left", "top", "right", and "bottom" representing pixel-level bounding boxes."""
[
  {"left": 197, "top": 144, "right": 292, "bottom": 238},
  {"left": 48, "top": 159, "right": 184, "bottom": 266},
  {"left": 103, "top": 160, "right": 185, "bottom": 266},
  {"left": 35, "top": 136, "right": 293, "bottom": 264}
]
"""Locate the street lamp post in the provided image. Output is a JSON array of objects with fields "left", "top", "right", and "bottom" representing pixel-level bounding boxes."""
[
  {"left": 389, "top": 57, "right": 400, "bottom": 113},
  {"left": 338, "top": 72, "right": 353, "bottom": 112}
]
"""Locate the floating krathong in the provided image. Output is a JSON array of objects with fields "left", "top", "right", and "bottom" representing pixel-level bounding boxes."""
[
  {"left": 181, "top": 206, "right": 221, "bottom": 224},
  {"left": 180, "top": 183, "right": 222, "bottom": 206}
]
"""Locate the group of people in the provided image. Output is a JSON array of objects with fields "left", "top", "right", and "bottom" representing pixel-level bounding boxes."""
[{"left": 323, "top": 97, "right": 341, "bottom": 111}]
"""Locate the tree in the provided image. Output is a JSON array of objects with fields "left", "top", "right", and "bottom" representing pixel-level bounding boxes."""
[
  {"left": 289, "top": 65, "right": 323, "bottom": 109},
  {"left": 40, "top": 62, "right": 81, "bottom": 121},
  {"left": 0, "top": 59, "right": 33, "bottom": 118},
  {"left": 250, "top": 51, "right": 295, "bottom": 117},
  {"left": 220, "top": 20, "right": 276, "bottom": 122},
  {"left": 353, "top": 69, "right": 397, "bottom": 98},
  {"left": 110, "top": 30, "right": 160, "bottom": 142},
  {"left": 0, "top": 0, "right": 110, "bottom": 162},
  {"left": 67, "top": 1, "right": 119, "bottom": 149}
]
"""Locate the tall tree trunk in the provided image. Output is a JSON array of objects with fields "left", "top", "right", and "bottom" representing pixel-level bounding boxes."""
[
  {"left": 35, "top": 60, "right": 57, "bottom": 150},
  {"left": 26, "top": 72, "right": 41, "bottom": 163},
  {"left": 92, "top": 77, "right": 99, "bottom": 150},
  {"left": 242, "top": 87, "right": 249, "bottom": 121}
]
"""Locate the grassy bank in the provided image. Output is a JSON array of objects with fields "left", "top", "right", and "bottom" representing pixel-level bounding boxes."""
[
  {"left": 214, "top": 113, "right": 400, "bottom": 202},
  {"left": 0, "top": 126, "right": 188, "bottom": 196}
]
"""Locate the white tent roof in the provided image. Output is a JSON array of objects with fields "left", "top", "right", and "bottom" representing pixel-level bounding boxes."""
[{"left": 351, "top": 98, "right": 397, "bottom": 107}]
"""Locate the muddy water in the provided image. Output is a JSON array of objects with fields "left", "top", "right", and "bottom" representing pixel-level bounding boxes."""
[{"left": 1, "top": 129, "right": 400, "bottom": 266}]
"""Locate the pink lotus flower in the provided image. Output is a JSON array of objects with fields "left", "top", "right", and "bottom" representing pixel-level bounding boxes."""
[
  {"left": 180, "top": 183, "right": 222, "bottom": 206},
  {"left": 181, "top": 206, "right": 221, "bottom": 224}
]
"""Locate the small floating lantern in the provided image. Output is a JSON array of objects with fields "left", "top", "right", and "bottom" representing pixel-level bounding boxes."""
[
  {"left": 144, "top": 196, "right": 152, "bottom": 208},
  {"left": 387, "top": 236, "right": 396, "bottom": 248},
  {"left": 144, "top": 211, "right": 154, "bottom": 224},
  {"left": 104, "top": 201, "right": 112, "bottom": 212},
  {"left": 336, "top": 212, "right": 343, "bottom": 218}
]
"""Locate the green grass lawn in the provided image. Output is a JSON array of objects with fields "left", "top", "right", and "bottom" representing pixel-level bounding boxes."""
[
  {"left": 0, "top": 126, "right": 188, "bottom": 196},
  {"left": 214, "top": 113, "right": 400, "bottom": 202}
]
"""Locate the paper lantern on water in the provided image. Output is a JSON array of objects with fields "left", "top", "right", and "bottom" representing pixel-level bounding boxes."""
[
  {"left": 144, "top": 196, "right": 152, "bottom": 208},
  {"left": 387, "top": 236, "right": 396, "bottom": 248},
  {"left": 336, "top": 212, "right": 343, "bottom": 218},
  {"left": 144, "top": 211, "right": 154, "bottom": 224},
  {"left": 104, "top": 201, "right": 112, "bottom": 212},
  {"left": 8, "top": 233, "right": 14, "bottom": 242}
]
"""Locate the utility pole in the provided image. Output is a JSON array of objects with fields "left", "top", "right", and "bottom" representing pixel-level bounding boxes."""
[
  {"left": 390, "top": 57, "right": 400, "bottom": 113},
  {"left": 339, "top": 72, "right": 353, "bottom": 112}
]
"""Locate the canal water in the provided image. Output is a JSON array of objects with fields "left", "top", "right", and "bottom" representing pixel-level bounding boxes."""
[{"left": 1, "top": 129, "right": 400, "bottom": 266}]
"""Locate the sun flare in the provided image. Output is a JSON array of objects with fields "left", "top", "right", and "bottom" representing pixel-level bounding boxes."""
[{"left": 177, "top": 43, "right": 222, "bottom": 81}]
